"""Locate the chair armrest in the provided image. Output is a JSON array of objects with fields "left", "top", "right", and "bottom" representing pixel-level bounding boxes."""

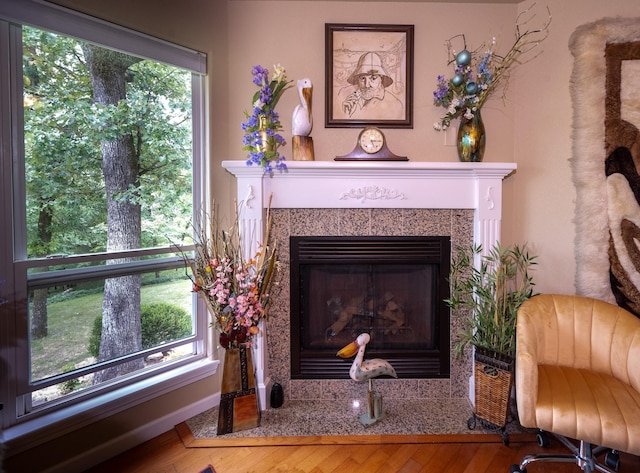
[
  {"left": 607, "top": 306, "right": 640, "bottom": 392},
  {"left": 515, "top": 297, "right": 543, "bottom": 428},
  {"left": 515, "top": 335, "right": 539, "bottom": 428}
]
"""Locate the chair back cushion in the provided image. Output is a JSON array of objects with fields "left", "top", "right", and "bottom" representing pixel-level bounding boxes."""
[{"left": 517, "top": 294, "right": 640, "bottom": 391}]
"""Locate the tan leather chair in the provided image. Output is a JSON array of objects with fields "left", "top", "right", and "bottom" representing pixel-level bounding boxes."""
[{"left": 511, "top": 294, "right": 640, "bottom": 473}]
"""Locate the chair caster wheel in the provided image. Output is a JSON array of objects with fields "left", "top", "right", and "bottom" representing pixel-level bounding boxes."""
[
  {"left": 536, "top": 431, "right": 550, "bottom": 447},
  {"left": 509, "top": 464, "right": 526, "bottom": 473},
  {"left": 605, "top": 451, "right": 620, "bottom": 471}
]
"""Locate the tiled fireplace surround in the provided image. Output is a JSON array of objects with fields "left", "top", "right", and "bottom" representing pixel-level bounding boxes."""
[{"left": 222, "top": 160, "right": 516, "bottom": 410}]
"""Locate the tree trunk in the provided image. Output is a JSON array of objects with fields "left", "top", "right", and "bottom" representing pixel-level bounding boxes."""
[
  {"left": 31, "top": 287, "right": 48, "bottom": 339},
  {"left": 31, "top": 201, "right": 53, "bottom": 339},
  {"left": 83, "top": 44, "right": 145, "bottom": 383}
]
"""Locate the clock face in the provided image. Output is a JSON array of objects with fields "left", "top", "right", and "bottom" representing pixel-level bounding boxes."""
[{"left": 359, "top": 128, "right": 385, "bottom": 154}]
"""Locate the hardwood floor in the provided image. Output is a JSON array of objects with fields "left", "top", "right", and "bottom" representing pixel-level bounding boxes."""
[{"left": 85, "top": 428, "right": 640, "bottom": 473}]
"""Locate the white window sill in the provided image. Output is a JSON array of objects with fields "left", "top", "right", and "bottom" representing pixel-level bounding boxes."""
[{"left": 2, "top": 357, "right": 219, "bottom": 455}]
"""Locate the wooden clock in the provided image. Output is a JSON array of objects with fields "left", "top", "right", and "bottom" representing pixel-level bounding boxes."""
[{"left": 335, "top": 127, "right": 408, "bottom": 161}]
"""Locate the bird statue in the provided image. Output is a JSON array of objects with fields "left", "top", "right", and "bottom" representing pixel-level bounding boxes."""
[
  {"left": 291, "top": 78, "right": 313, "bottom": 137},
  {"left": 337, "top": 332, "right": 397, "bottom": 382},
  {"left": 337, "top": 332, "right": 397, "bottom": 425}
]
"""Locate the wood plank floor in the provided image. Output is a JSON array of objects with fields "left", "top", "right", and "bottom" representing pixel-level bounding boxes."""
[{"left": 85, "top": 428, "right": 640, "bottom": 473}]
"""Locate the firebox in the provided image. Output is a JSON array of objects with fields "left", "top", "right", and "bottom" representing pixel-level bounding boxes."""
[{"left": 290, "top": 236, "right": 451, "bottom": 379}]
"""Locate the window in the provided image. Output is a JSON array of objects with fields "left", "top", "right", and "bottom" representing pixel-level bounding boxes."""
[{"left": 0, "top": 0, "right": 209, "bottom": 433}]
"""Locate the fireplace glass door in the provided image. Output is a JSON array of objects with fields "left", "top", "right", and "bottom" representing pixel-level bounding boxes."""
[
  {"left": 306, "top": 263, "right": 435, "bottom": 349},
  {"left": 290, "top": 236, "right": 450, "bottom": 379}
]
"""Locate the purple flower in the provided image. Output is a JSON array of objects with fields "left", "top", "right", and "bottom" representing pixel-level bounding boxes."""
[
  {"left": 274, "top": 133, "right": 286, "bottom": 145},
  {"left": 478, "top": 53, "right": 493, "bottom": 85},
  {"left": 275, "top": 158, "right": 287, "bottom": 171},
  {"left": 242, "top": 64, "right": 291, "bottom": 173},
  {"left": 251, "top": 65, "right": 268, "bottom": 86},
  {"left": 433, "top": 75, "right": 450, "bottom": 104},
  {"left": 259, "top": 86, "right": 273, "bottom": 105}
]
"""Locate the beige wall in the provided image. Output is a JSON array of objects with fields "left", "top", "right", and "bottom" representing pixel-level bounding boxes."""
[
  {"left": 223, "top": 0, "right": 637, "bottom": 297},
  {"left": 226, "top": 1, "right": 517, "bottom": 164},
  {"left": 510, "top": 0, "right": 638, "bottom": 295},
  {"left": 12, "top": 0, "right": 639, "bottom": 469}
]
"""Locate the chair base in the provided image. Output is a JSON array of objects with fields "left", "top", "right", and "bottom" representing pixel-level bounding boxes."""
[{"left": 510, "top": 432, "right": 619, "bottom": 473}]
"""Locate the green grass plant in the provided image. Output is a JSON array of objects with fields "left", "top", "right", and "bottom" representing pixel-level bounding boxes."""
[
  {"left": 446, "top": 243, "right": 537, "bottom": 359},
  {"left": 30, "top": 274, "right": 192, "bottom": 381}
]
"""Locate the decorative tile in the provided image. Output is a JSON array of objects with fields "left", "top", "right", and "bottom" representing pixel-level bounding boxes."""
[
  {"left": 404, "top": 208, "right": 452, "bottom": 235},
  {"left": 371, "top": 208, "right": 404, "bottom": 235},
  {"left": 290, "top": 208, "right": 341, "bottom": 236},
  {"left": 265, "top": 207, "right": 475, "bottom": 405},
  {"left": 290, "top": 379, "right": 323, "bottom": 400},
  {"left": 338, "top": 208, "right": 372, "bottom": 236},
  {"left": 185, "top": 397, "right": 528, "bottom": 440}
]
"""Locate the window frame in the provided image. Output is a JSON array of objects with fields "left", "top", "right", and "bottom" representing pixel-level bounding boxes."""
[{"left": 0, "top": 0, "right": 215, "bottom": 446}]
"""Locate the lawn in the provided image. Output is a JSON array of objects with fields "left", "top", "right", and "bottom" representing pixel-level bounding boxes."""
[{"left": 30, "top": 275, "right": 193, "bottom": 382}]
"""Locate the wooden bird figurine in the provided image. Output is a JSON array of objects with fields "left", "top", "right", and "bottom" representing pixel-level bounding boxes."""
[
  {"left": 337, "top": 332, "right": 397, "bottom": 382},
  {"left": 291, "top": 78, "right": 313, "bottom": 137}
]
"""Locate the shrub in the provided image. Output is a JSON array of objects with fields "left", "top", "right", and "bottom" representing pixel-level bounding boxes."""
[
  {"left": 60, "top": 363, "right": 81, "bottom": 394},
  {"left": 140, "top": 302, "right": 192, "bottom": 349},
  {"left": 88, "top": 302, "right": 192, "bottom": 358},
  {"left": 88, "top": 315, "right": 102, "bottom": 358}
]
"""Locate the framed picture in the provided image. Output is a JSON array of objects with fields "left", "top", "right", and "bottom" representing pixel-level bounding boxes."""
[{"left": 325, "top": 23, "right": 414, "bottom": 128}]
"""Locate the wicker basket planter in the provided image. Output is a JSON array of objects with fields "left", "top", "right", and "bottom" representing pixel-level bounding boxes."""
[
  {"left": 474, "top": 348, "right": 514, "bottom": 426},
  {"left": 468, "top": 347, "right": 514, "bottom": 444}
]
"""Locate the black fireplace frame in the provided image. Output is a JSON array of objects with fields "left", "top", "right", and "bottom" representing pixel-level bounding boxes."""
[{"left": 290, "top": 235, "right": 451, "bottom": 379}]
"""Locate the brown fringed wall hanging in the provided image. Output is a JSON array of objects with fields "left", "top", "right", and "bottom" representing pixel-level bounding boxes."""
[{"left": 570, "top": 17, "right": 640, "bottom": 315}]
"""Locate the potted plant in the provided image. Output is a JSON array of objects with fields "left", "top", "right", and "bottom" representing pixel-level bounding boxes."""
[{"left": 446, "top": 242, "right": 537, "bottom": 434}]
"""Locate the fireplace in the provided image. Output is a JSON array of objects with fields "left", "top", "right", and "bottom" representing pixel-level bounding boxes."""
[
  {"left": 290, "top": 236, "right": 451, "bottom": 379},
  {"left": 221, "top": 160, "right": 516, "bottom": 408}
]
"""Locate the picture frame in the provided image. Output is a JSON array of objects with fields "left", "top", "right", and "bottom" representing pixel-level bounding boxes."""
[{"left": 325, "top": 23, "right": 414, "bottom": 128}]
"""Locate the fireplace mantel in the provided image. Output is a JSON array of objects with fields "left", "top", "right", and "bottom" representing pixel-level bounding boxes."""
[
  {"left": 222, "top": 160, "right": 516, "bottom": 258},
  {"left": 222, "top": 160, "right": 516, "bottom": 409},
  {"left": 222, "top": 160, "right": 515, "bottom": 209}
]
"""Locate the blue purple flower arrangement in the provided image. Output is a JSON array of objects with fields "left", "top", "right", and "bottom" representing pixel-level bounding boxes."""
[
  {"left": 433, "top": 5, "right": 551, "bottom": 131},
  {"left": 241, "top": 64, "right": 292, "bottom": 174}
]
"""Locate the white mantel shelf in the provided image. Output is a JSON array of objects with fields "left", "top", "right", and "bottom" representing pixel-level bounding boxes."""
[
  {"left": 222, "top": 159, "right": 516, "bottom": 178},
  {"left": 222, "top": 160, "right": 516, "bottom": 211},
  {"left": 222, "top": 159, "right": 516, "bottom": 409}
]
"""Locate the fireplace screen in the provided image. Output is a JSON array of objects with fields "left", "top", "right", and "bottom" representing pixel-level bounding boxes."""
[{"left": 290, "top": 236, "right": 451, "bottom": 379}]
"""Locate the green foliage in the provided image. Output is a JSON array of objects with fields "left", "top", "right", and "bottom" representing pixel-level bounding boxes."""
[
  {"left": 140, "top": 303, "right": 192, "bottom": 349},
  {"left": 88, "top": 302, "right": 192, "bottom": 358},
  {"left": 48, "top": 286, "right": 104, "bottom": 304},
  {"left": 60, "top": 363, "right": 81, "bottom": 394},
  {"left": 88, "top": 315, "right": 103, "bottom": 359},
  {"left": 30, "top": 278, "right": 191, "bottom": 381},
  {"left": 446, "top": 243, "right": 537, "bottom": 358},
  {"left": 22, "top": 25, "right": 193, "bottom": 259}
]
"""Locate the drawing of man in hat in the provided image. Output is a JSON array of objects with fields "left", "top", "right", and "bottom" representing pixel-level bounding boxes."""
[{"left": 337, "top": 51, "right": 404, "bottom": 120}]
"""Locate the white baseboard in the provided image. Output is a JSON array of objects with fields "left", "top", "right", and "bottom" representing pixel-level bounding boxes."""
[{"left": 43, "top": 392, "right": 220, "bottom": 473}]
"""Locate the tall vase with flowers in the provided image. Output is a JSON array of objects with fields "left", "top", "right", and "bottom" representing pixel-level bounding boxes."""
[
  {"left": 242, "top": 64, "right": 292, "bottom": 174},
  {"left": 433, "top": 4, "right": 551, "bottom": 162},
  {"left": 183, "top": 203, "right": 278, "bottom": 434}
]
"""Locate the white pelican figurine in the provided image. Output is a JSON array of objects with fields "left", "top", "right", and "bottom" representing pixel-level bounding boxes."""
[
  {"left": 291, "top": 78, "right": 313, "bottom": 137},
  {"left": 337, "top": 333, "right": 397, "bottom": 425},
  {"left": 337, "top": 332, "right": 397, "bottom": 382}
]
